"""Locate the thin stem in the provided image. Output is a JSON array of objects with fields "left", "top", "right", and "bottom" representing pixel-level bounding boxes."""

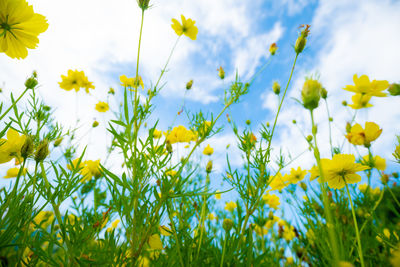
[
  {"left": 154, "top": 37, "right": 181, "bottom": 91},
  {"left": 345, "top": 182, "right": 365, "bottom": 267},
  {"left": 324, "top": 99, "right": 333, "bottom": 157},
  {"left": 220, "top": 233, "right": 228, "bottom": 267},
  {"left": 167, "top": 201, "right": 185, "bottom": 267},
  {"left": 196, "top": 173, "right": 210, "bottom": 259},
  {"left": 0, "top": 87, "right": 29, "bottom": 121}
]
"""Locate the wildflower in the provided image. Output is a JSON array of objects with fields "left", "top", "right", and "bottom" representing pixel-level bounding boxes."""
[
  {"left": 186, "top": 80, "right": 193, "bottom": 90},
  {"left": 165, "top": 170, "right": 177, "bottom": 177},
  {"left": 59, "top": 70, "right": 94, "bottom": 92},
  {"left": 108, "top": 87, "right": 115, "bottom": 94},
  {"left": 32, "top": 211, "right": 54, "bottom": 229},
  {"left": 345, "top": 122, "right": 382, "bottom": 147},
  {"left": 322, "top": 154, "right": 369, "bottom": 189},
  {"left": 217, "top": 66, "right": 225, "bottom": 79},
  {"left": 348, "top": 94, "right": 373, "bottom": 109},
  {"left": 362, "top": 155, "right": 386, "bottom": 171},
  {"left": 92, "top": 120, "right": 99, "bottom": 127},
  {"left": 388, "top": 83, "right": 400, "bottom": 96},
  {"left": 301, "top": 78, "right": 322, "bottom": 110},
  {"left": 164, "top": 125, "right": 197, "bottom": 144},
  {"left": 95, "top": 101, "right": 109, "bottom": 112},
  {"left": 272, "top": 81, "right": 280, "bottom": 95},
  {"left": 215, "top": 190, "right": 221, "bottom": 200},
  {"left": 171, "top": 15, "right": 198, "bottom": 40},
  {"left": 286, "top": 257, "right": 294, "bottom": 265},
  {"left": 254, "top": 224, "right": 268, "bottom": 236},
  {"left": 106, "top": 219, "right": 120, "bottom": 232},
  {"left": 262, "top": 194, "right": 280, "bottom": 209},
  {"left": 269, "top": 43, "right": 278, "bottom": 55},
  {"left": 283, "top": 225, "right": 296, "bottom": 241},
  {"left": 0, "top": 128, "right": 26, "bottom": 164},
  {"left": 343, "top": 74, "right": 389, "bottom": 97},
  {"left": 203, "top": 144, "right": 214, "bottom": 156},
  {"left": 3, "top": 167, "right": 27, "bottom": 178},
  {"left": 119, "top": 75, "right": 144, "bottom": 90},
  {"left": 222, "top": 218, "right": 233, "bottom": 231},
  {"left": 288, "top": 167, "right": 307, "bottom": 184},
  {"left": 152, "top": 129, "right": 162, "bottom": 139},
  {"left": 225, "top": 201, "right": 237, "bottom": 212},
  {"left": 81, "top": 160, "right": 101, "bottom": 182},
  {"left": 0, "top": 0, "right": 48, "bottom": 59},
  {"left": 294, "top": 24, "right": 310, "bottom": 54},
  {"left": 207, "top": 213, "right": 216, "bottom": 220},
  {"left": 269, "top": 173, "right": 290, "bottom": 191},
  {"left": 148, "top": 234, "right": 163, "bottom": 250}
]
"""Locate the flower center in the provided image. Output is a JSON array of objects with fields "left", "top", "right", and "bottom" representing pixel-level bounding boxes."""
[{"left": 1, "top": 22, "right": 11, "bottom": 31}]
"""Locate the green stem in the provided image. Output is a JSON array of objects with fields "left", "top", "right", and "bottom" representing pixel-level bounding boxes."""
[
  {"left": 310, "top": 110, "right": 340, "bottom": 266},
  {"left": 324, "top": 99, "right": 334, "bottom": 157},
  {"left": 154, "top": 37, "right": 181, "bottom": 91},
  {"left": 220, "top": 233, "right": 228, "bottom": 267},
  {"left": 345, "top": 182, "right": 365, "bottom": 267},
  {"left": 196, "top": 173, "right": 210, "bottom": 259},
  {"left": 0, "top": 87, "right": 30, "bottom": 121},
  {"left": 11, "top": 160, "right": 27, "bottom": 197},
  {"left": 167, "top": 201, "right": 185, "bottom": 267}
]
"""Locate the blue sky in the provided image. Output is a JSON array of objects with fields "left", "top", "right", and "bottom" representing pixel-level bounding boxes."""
[{"left": 1, "top": 0, "right": 400, "bottom": 199}]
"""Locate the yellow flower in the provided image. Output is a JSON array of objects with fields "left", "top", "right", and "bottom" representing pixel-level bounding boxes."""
[
  {"left": 159, "top": 225, "right": 172, "bottom": 236},
  {"left": 106, "top": 219, "right": 120, "bottom": 232},
  {"left": 3, "top": 167, "right": 27, "bottom": 178},
  {"left": 164, "top": 125, "right": 197, "bottom": 144},
  {"left": 286, "top": 257, "right": 294, "bottom": 265},
  {"left": 269, "top": 173, "right": 290, "bottom": 191},
  {"left": 309, "top": 165, "right": 322, "bottom": 181},
  {"left": 95, "top": 101, "right": 109, "bottom": 112},
  {"left": 203, "top": 144, "right": 214, "bottom": 156},
  {"left": 288, "top": 167, "right": 307, "bottom": 184},
  {"left": 152, "top": 129, "right": 162, "bottom": 139},
  {"left": 362, "top": 155, "right": 386, "bottom": 171},
  {"left": 165, "top": 170, "right": 177, "bottom": 177},
  {"left": 345, "top": 122, "right": 382, "bottom": 147},
  {"left": 0, "top": 128, "right": 26, "bottom": 164},
  {"left": 119, "top": 75, "right": 144, "bottom": 90},
  {"left": 224, "top": 201, "right": 237, "bottom": 212},
  {"left": 0, "top": 0, "right": 48, "bottom": 59},
  {"left": 207, "top": 213, "right": 216, "bottom": 220},
  {"left": 390, "top": 243, "right": 400, "bottom": 267},
  {"left": 348, "top": 94, "right": 373, "bottom": 109},
  {"left": 343, "top": 74, "right": 389, "bottom": 97},
  {"left": 171, "top": 15, "right": 198, "bottom": 40},
  {"left": 358, "top": 183, "right": 368, "bottom": 193},
  {"left": 215, "top": 190, "right": 221, "bottom": 200},
  {"left": 32, "top": 211, "right": 54, "bottom": 229},
  {"left": 283, "top": 225, "right": 296, "bottom": 241},
  {"left": 262, "top": 194, "right": 280, "bottom": 209},
  {"left": 254, "top": 224, "right": 268, "bottom": 236},
  {"left": 148, "top": 234, "right": 163, "bottom": 250},
  {"left": 59, "top": 70, "right": 94, "bottom": 92},
  {"left": 81, "top": 160, "right": 101, "bottom": 182},
  {"left": 322, "top": 154, "right": 369, "bottom": 189}
]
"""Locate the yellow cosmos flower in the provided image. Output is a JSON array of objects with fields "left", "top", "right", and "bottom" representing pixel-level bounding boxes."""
[
  {"left": 262, "top": 194, "right": 280, "bottom": 209},
  {"left": 283, "top": 225, "right": 296, "bottom": 241},
  {"left": 224, "top": 201, "right": 237, "bottom": 212},
  {"left": 106, "top": 219, "right": 120, "bottom": 232},
  {"left": 254, "top": 224, "right": 268, "bottom": 236},
  {"left": 288, "top": 167, "right": 307, "bottom": 184},
  {"left": 95, "top": 101, "right": 109, "bottom": 113},
  {"left": 215, "top": 190, "right": 221, "bottom": 200},
  {"left": 165, "top": 170, "right": 177, "bottom": 177},
  {"left": 348, "top": 93, "right": 373, "bottom": 109},
  {"left": 268, "top": 173, "right": 290, "bottom": 191},
  {"left": 59, "top": 70, "right": 95, "bottom": 93},
  {"left": 119, "top": 75, "right": 144, "bottom": 90},
  {"left": 309, "top": 165, "right": 324, "bottom": 182},
  {"left": 203, "top": 144, "right": 214, "bottom": 156},
  {"left": 207, "top": 213, "right": 217, "bottom": 221},
  {"left": 148, "top": 234, "right": 163, "bottom": 250},
  {"left": 345, "top": 122, "right": 382, "bottom": 147},
  {"left": 0, "top": 0, "right": 48, "bottom": 59},
  {"left": 0, "top": 128, "right": 26, "bottom": 164},
  {"left": 362, "top": 155, "right": 386, "bottom": 171},
  {"left": 152, "top": 129, "right": 162, "bottom": 139},
  {"left": 343, "top": 74, "right": 389, "bottom": 97},
  {"left": 164, "top": 125, "right": 197, "bottom": 144},
  {"left": 322, "top": 154, "right": 369, "bottom": 189},
  {"left": 3, "top": 167, "right": 27, "bottom": 178},
  {"left": 68, "top": 158, "right": 101, "bottom": 183},
  {"left": 171, "top": 15, "right": 198, "bottom": 40},
  {"left": 32, "top": 211, "right": 54, "bottom": 229}
]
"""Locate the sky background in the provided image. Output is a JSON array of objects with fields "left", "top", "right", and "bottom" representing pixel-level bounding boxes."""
[{"left": 1, "top": 0, "right": 400, "bottom": 210}]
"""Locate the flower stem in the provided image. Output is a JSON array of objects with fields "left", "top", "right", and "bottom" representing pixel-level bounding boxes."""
[
  {"left": 345, "top": 182, "right": 365, "bottom": 267},
  {"left": 0, "top": 87, "right": 30, "bottom": 121},
  {"left": 220, "top": 233, "right": 228, "bottom": 267}
]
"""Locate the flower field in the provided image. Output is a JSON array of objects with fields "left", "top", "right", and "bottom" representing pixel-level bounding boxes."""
[{"left": 0, "top": 0, "right": 400, "bottom": 266}]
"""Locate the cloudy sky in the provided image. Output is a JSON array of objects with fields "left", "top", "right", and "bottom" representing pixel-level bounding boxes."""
[{"left": 1, "top": 0, "right": 399, "bottom": 193}]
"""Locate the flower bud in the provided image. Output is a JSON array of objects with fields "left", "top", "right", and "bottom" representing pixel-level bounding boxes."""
[
  {"left": 34, "top": 140, "right": 49, "bottom": 162},
  {"left": 206, "top": 160, "right": 213, "bottom": 173},
  {"left": 321, "top": 87, "right": 328, "bottom": 99},
  {"left": 388, "top": 83, "right": 400, "bottom": 96},
  {"left": 21, "top": 135, "right": 34, "bottom": 159},
  {"left": 306, "top": 135, "right": 313, "bottom": 142},
  {"left": 272, "top": 81, "right": 281, "bottom": 95},
  {"left": 345, "top": 122, "right": 352, "bottom": 133},
  {"left": 54, "top": 137, "right": 63, "bottom": 147},
  {"left": 186, "top": 80, "right": 193, "bottom": 90},
  {"left": 269, "top": 43, "right": 278, "bottom": 56},
  {"left": 294, "top": 25, "right": 310, "bottom": 54},
  {"left": 292, "top": 120, "right": 297, "bottom": 124},
  {"left": 381, "top": 174, "right": 389, "bottom": 185},
  {"left": 166, "top": 142, "right": 173, "bottom": 153},
  {"left": 342, "top": 100, "right": 347, "bottom": 106},
  {"left": 393, "top": 172, "right": 399, "bottom": 178},
  {"left": 222, "top": 218, "right": 233, "bottom": 232},
  {"left": 301, "top": 79, "right": 322, "bottom": 110},
  {"left": 92, "top": 121, "right": 99, "bottom": 128},
  {"left": 108, "top": 87, "right": 115, "bottom": 95},
  {"left": 217, "top": 67, "right": 225, "bottom": 80},
  {"left": 25, "top": 77, "right": 38, "bottom": 89},
  {"left": 137, "top": 0, "right": 150, "bottom": 10},
  {"left": 245, "top": 119, "right": 251, "bottom": 125},
  {"left": 300, "top": 182, "right": 307, "bottom": 191}
]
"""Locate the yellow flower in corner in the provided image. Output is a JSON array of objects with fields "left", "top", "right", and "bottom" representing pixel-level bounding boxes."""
[
  {"left": 343, "top": 74, "right": 389, "bottom": 97},
  {"left": 203, "top": 144, "right": 214, "bottom": 156},
  {"left": 345, "top": 122, "right": 382, "bottom": 147},
  {"left": 95, "top": 101, "right": 109, "bottom": 112},
  {"left": 4, "top": 167, "right": 27, "bottom": 178},
  {"left": 171, "top": 15, "right": 198, "bottom": 40},
  {"left": 322, "top": 154, "right": 369, "bottom": 189},
  {"left": 0, "top": 0, "right": 49, "bottom": 59}
]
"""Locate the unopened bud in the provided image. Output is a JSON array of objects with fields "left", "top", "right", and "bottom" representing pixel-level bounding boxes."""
[
  {"left": 321, "top": 87, "right": 328, "bottom": 99},
  {"left": 217, "top": 67, "right": 225, "bottom": 80},
  {"left": 342, "top": 100, "right": 347, "bottom": 106},
  {"left": 269, "top": 43, "right": 278, "bottom": 56},
  {"left": 92, "top": 121, "right": 99, "bottom": 128},
  {"left": 294, "top": 25, "right": 310, "bottom": 54},
  {"left": 206, "top": 160, "right": 213, "bottom": 173},
  {"left": 246, "top": 119, "right": 251, "bottom": 125},
  {"left": 300, "top": 182, "right": 307, "bottom": 191},
  {"left": 393, "top": 172, "right": 399, "bottom": 178},
  {"left": 137, "top": 0, "right": 150, "bottom": 10},
  {"left": 306, "top": 135, "right": 313, "bottom": 142},
  {"left": 301, "top": 79, "right": 322, "bottom": 110},
  {"left": 166, "top": 142, "right": 173, "bottom": 153},
  {"left": 381, "top": 174, "right": 389, "bottom": 185},
  {"left": 388, "top": 83, "right": 400, "bottom": 96},
  {"left": 222, "top": 218, "right": 233, "bottom": 232},
  {"left": 21, "top": 135, "right": 34, "bottom": 159},
  {"left": 54, "top": 137, "right": 63, "bottom": 147},
  {"left": 108, "top": 87, "right": 115, "bottom": 95},
  {"left": 35, "top": 140, "right": 49, "bottom": 162},
  {"left": 346, "top": 122, "right": 352, "bottom": 133},
  {"left": 272, "top": 81, "right": 281, "bottom": 95},
  {"left": 186, "top": 80, "right": 193, "bottom": 90},
  {"left": 292, "top": 120, "right": 297, "bottom": 124},
  {"left": 25, "top": 77, "right": 38, "bottom": 89}
]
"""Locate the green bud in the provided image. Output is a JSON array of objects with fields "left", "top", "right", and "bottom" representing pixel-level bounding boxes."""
[
  {"left": 292, "top": 120, "right": 297, "bottom": 124},
  {"left": 25, "top": 77, "right": 38, "bottom": 89},
  {"left": 294, "top": 24, "right": 310, "bottom": 54},
  {"left": 342, "top": 100, "right": 347, "bottom": 106},
  {"left": 186, "top": 80, "right": 193, "bottom": 90},
  {"left": 222, "top": 218, "right": 233, "bottom": 232},
  {"left": 166, "top": 142, "right": 173, "bottom": 153},
  {"left": 272, "top": 81, "right": 281, "bottom": 95},
  {"left": 388, "top": 83, "right": 400, "bottom": 96},
  {"left": 392, "top": 172, "right": 399, "bottom": 178},
  {"left": 206, "top": 160, "right": 213, "bottom": 173},
  {"left": 54, "top": 137, "right": 63, "bottom": 147},
  {"left": 245, "top": 119, "right": 251, "bottom": 125},
  {"left": 300, "top": 182, "right": 307, "bottom": 191},
  {"left": 21, "top": 135, "right": 34, "bottom": 159},
  {"left": 321, "top": 87, "right": 328, "bottom": 99},
  {"left": 92, "top": 121, "right": 99, "bottom": 128},
  {"left": 345, "top": 122, "right": 351, "bottom": 133},
  {"left": 137, "top": 0, "right": 150, "bottom": 10},
  {"left": 301, "top": 79, "right": 322, "bottom": 110},
  {"left": 35, "top": 140, "right": 49, "bottom": 162},
  {"left": 306, "top": 135, "right": 313, "bottom": 142}
]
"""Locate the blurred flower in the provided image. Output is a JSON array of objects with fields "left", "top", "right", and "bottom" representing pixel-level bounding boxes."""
[
  {"left": 225, "top": 201, "right": 237, "bottom": 212},
  {"left": 203, "top": 144, "right": 214, "bottom": 156},
  {"left": 269, "top": 43, "right": 278, "bottom": 55},
  {"left": 262, "top": 194, "right": 280, "bottom": 209},
  {"left": 362, "top": 155, "right": 386, "bottom": 171},
  {"left": 348, "top": 94, "right": 373, "bottom": 109},
  {"left": 345, "top": 122, "right": 382, "bottom": 147},
  {"left": 343, "top": 74, "right": 389, "bottom": 97},
  {"left": 106, "top": 219, "right": 120, "bottom": 232},
  {"left": 165, "top": 170, "right": 177, "bottom": 177},
  {"left": 217, "top": 66, "right": 225, "bottom": 79},
  {"left": 390, "top": 244, "right": 400, "bottom": 267},
  {"left": 207, "top": 213, "right": 216, "bottom": 220},
  {"left": 3, "top": 167, "right": 27, "bottom": 178},
  {"left": 171, "top": 15, "right": 198, "bottom": 40},
  {"left": 288, "top": 167, "right": 307, "bottom": 184},
  {"left": 164, "top": 125, "right": 197, "bottom": 144},
  {"left": 120, "top": 75, "right": 144, "bottom": 90},
  {"left": 215, "top": 190, "right": 221, "bottom": 200},
  {"left": 0, "top": 128, "right": 26, "bottom": 164},
  {"left": 269, "top": 173, "right": 290, "bottom": 190},
  {"left": 59, "top": 70, "right": 94, "bottom": 92},
  {"left": 322, "top": 154, "right": 369, "bottom": 189},
  {"left": 159, "top": 225, "right": 172, "bottom": 236},
  {"left": 95, "top": 101, "right": 109, "bottom": 112},
  {"left": 148, "top": 234, "right": 163, "bottom": 250},
  {"left": 152, "top": 129, "right": 162, "bottom": 139},
  {"left": 0, "top": 0, "right": 48, "bottom": 59}
]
